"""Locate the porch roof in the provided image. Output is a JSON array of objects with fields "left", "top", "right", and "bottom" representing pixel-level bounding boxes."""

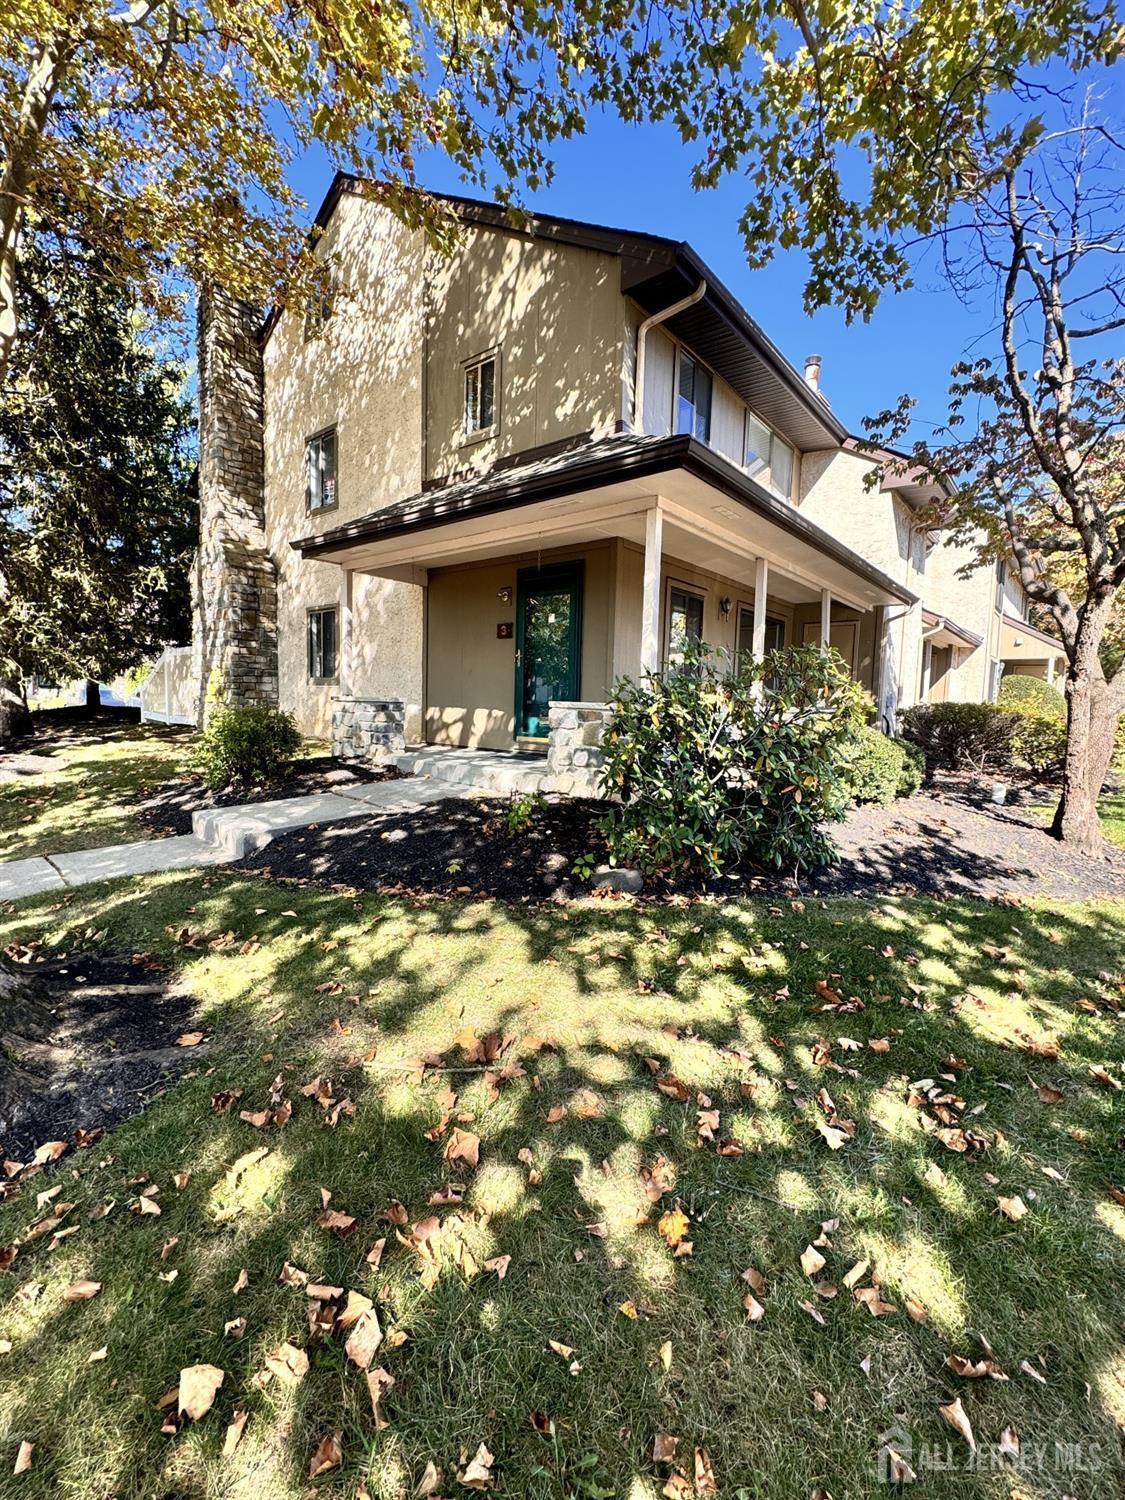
[
  {"left": 921, "top": 607, "right": 983, "bottom": 651},
  {"left": 292, "top": 433, "right": 918, "bottom": 612},
  {"left": 1000, "top": 615, "right": 1066, "bottom": 661}
]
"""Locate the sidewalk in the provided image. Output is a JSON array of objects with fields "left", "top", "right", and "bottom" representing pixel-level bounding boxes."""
[{"left": 0, "top": 777, "right": 486, "bottom": 901}]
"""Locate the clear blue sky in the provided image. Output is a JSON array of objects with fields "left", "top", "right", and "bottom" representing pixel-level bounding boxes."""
[{"left": 282, "top": 72, "right": 1121, "bottom": 443}]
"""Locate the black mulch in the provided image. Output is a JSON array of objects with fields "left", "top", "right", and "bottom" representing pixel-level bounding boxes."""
[
  {"left": 232, "top": 776, "right": 1125, "bottom": 904},
  {"left": 135, "top": 755, "right": 402, "bottom": 836},
  {"left": 0, "top": 949, "right": 201, "bottom": 1159}
]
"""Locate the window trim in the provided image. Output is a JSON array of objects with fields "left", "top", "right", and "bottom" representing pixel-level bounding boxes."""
[
  {"left": 743, "top": 409, "right": 795, "bottom": 503},
  {"left": 305, "top": 425, "right": 339, "bottom": 516},
  {"left": 735, "top": 601, "right": 786, "bottom": 671},
  {"left": 461, "top": 346, "right": 500, "bottom": 446},
  {"left": 303, "top": 272, "right": 336, "bottom": 342},
  {"left": 664, "top": 577, "right": 707, "bottom": 666},
  {"left": 306, "top": 605, "right": 339, "bottom": 683},
  {"left": 675, "top": 348, "right": 713, "bottom": 444}
]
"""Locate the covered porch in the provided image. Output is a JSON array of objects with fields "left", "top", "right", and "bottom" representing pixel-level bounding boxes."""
[
  {"left": 999, "top": 615, "right": 1067, "bottom": 687},
  {"left": 292, "top": 434, "right": 916, "bottom": 786}
]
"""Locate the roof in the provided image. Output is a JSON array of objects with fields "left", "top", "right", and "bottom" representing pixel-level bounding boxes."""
[
  {"left": 292, "top": 431, "right": 918, "bottom": 605},
  {"left": 999, "top": 614, "right": 1066, "bottom": 652},
  {"left": 921, "top": 607, "right": 983, "bottom": 650},
  {"left": 265, "top": 174, "right": 848, "bottom": 451}
]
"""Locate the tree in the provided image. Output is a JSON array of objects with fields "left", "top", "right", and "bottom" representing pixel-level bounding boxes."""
[
  {"left": 1, "top": 1, "right": 1118, "bottom": 382},
  {"left": 0, "top": 227, "right": 195, "bottom": 738},
  {"left": 868, "top": 121, "right": 1125, "bottom": 850}
]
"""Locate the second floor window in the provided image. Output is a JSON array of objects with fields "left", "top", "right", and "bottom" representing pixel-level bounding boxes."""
[
  {"left": 307, "top": 607, "right": 338, "bottom": 680},
  {"left": 676, "top": 352, "right": 712, "bottom": 442},
  {"left": 464, "top": 352, "right": 497, "bottom": 438},
  {"left": 306, "top": 428, "right": 337, "bottom": 513},
  {"left": 744, "top": 413, "right": 795, "bottom": 501}
]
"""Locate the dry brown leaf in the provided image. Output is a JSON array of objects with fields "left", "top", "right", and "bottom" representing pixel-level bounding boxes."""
[
  {"left": 800, "top": 1245, "right": 826, "bottom": 1278},
  {"left": 657, "top": 1206, "right": 690, "bottom": 1248},
  {"left": 309, "top": 1431, "right": 342, "bottom": 1479},
  {"left": 853, "top": 1286, "right": 898, "bottom": 1317},
  {"left": 344, "top": 1308, "right": 384, "bottom": 1370},
  {"left": 658, "top": 1340, "right": 672, "bottom": 1370},
  {"left": 263, "top": 1342, "right": 309, "bottom": 1384},
  {"left": 231, "top": 1268, "right": 249, "bottom": 1295},
  {"left": 799, "top": 1298, "right": 827, "bottom": 1326},
  {"left": 223, "top": 1316, "right": 247, "bottom": 1339},
  {"left": 741, "top": 1266, "right": 766, "bottom": 1293},
  {"left": 13, "top": 1440, "right": 32, "bottom": 1475},
  {"left": 367, "top": 1366, "right": 395, "bottom": 1428},
  {"left": 443, "top": 1128, "right": 481, "bottom": 1170},
  {"left": 223, "top": 1410, "right": 249, "bottom": 1457},
  {"left": 176, "top": 1032, "right": 204, "bottom": 1047},
  {"left": 841, "top": 1258, "right": 869, "bottom": 1291},
  {"left": 178, "top": 1363, "right": 225, "bottom": 1421},
  {"left": 62, "top": 1279, "right": 101, "bottom": 1301},
  {"left": 417, "top": 1460, "right": 442, "bottom": 1495},
  {"left": 946, "top": 1353, "right": 1008, "bottom": 1381},
  {"left": 938, "top": 1395, "right": 976, "bottom": 1452},
  {"left": 317, "top": 1209, "right": 357, "bottom": 1238},
  {"left": 884, "top": 1447, "right": 916, "bottom": 1483},
  {"left": 694, "top": 1448, "right": 717, "bottom": 1494},
  {"left": 997, "top": 1194, "right": 1028, "bottom": 1222},
  {"left": 652, "top": 1432, "right": 679, "bottom": 1464},
  {"left": 458, "top": 1442, "right": 494, "bottom": 1489},
  {"left": 483, "top": 1254, "right": 510, "bottom": 1280},
  {"left": 743, "top": 1292, "right": 766, "bottom": 1323},
  {"left": 999, "top": 1424, "right": 1020, "bottom": 1458},
  {"left": 548, "top": 1339, "right": 573, "bottom": 1360}
]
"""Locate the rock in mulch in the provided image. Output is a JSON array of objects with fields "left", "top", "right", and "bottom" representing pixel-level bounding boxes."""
[{"left": 0, "top": 948, "right": 202, "bottom": 1159}]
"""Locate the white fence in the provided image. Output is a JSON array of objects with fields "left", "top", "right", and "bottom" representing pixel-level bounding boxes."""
[{"left": 139, "top": 646, "right": 196, "bottom": 726}]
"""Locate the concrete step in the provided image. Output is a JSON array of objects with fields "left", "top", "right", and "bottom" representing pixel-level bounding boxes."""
[{"left": 388, "top": 749, "right": 549, "bottom": 796}]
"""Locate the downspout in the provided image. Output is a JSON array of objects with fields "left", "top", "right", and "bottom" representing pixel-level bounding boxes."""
[{"left": 631, "top": 279, "right": 707, "bottom": 433}]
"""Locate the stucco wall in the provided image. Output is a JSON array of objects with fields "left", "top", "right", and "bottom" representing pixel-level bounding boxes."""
[
  {"left": 262, "top": 194, "right": 427, "bottom": 740},
  {"left": 425, "top": 228, "right": 622, "bottom": 481},
  {"left": 798, "top": 448, "right": 923, "bottom": 714},
  {"left": 924, "top": 534, "right": 1001, "bottom": 703}
]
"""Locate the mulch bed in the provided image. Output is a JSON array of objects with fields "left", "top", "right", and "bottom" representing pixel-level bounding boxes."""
[
  {"left": 232, "top": 774, "right": 1125, "bottom": 904},
  {"left": 0, "top": 948, "right": 201, "bottom": 1159},
  {"left": 135, "top": 755, "right": 402, "bottom": 836}
]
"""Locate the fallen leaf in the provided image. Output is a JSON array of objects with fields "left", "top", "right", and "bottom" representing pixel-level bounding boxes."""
[
  {"left": 13, "top": 1440, "right": 33, "bottom": 1474},
  {"left": 938, "top": 1395, "right": 976, "bottom": 1452},
  {"left": 367, "top": 1366, "right": 395, "bottom": 1428},
  {"left": 946, "top": 1353, "right": 1008, "bottom": 1381},
  {"left": 658, "top": 1340, "right": 672, "bottom": 1370},
  {"left": 652, "top": 1432, "right": 679, "bottom": 1464},
  {"left": 443, "top": 1128, "right": 481, "bottom": 1169},
  {"left": 997, "top": 1194, "right": 1028, "bottom": 1222},
  {"left": 87, "top": 1345, "right": 107, "bottom": 1362},
  {"left": 317, "top": 1209, "right": 357, "bottom": 1238},
  {"left": 345, "top": 1308, "right": 384, "bottom": 1370},
  {"left": 483, "top": 1254, "right": 510, "bottom": 1280},
  {"left": 999, "top": 1424, "right": 1020, "bottom": 1458},
  {"left": 62, "top": 1279, "right": 101, "bottom": 1301},
  {"left": 417, "top": 1460, "right": 442, "bottom": 1495},
  {"left": 854, "top": 1286, "right": 898, "bottom": 1317},
  {"left": 800, "top": 1245, "right": 826, "bottom": 1278},
  {"left": 223, "top": 1409, "right": 249, "bottom": 1457},
  {"left": 458, "top": 1442, "right": 494, "bottom": 1489},
  {"left": 548, "top": 1339, "right": 573, "bottom": 1360},
  {"left": 657, "top": 1206, "right": 690, "bottom": 1248},
  {"left": 743, "top": 1292, "right": 766, "bottom": 1322},
  {"left": 264, "top": 1342, "right": 309, "bottom": 1384},
  {"left": 176, "top": 1032, "right": 204, "bottom": 1047},
  {"left": 694, "top": 1448, "right": 717, "bottom": 1494},
  {"left": 841, "top": 1259, "right": 869, "bottom": 1291},
  {"left": 309, "top": 1431, "right": 342, "bottom": 1479},
  {"left": 799, "top": 1298, "right": 827, "bottom": 1326},
  {"left": 178, "top": 1363, "right": 225, "bottom": 1421}
]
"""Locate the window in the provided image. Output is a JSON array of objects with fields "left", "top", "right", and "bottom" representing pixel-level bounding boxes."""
[
  {"left": 995, "top": 558, "right": 1008, "bottom": 610},
  {"left": 307, "top": 607, "right": 338, "bottom": 681},
  {"left": 744, "top": 412, "right": 795, "bottom": 501},
  {"left": 303, "top": 274, "right": 335, "bottom": 340},
  {"left": 676, "top": 352, "right": 712, "bottom": 442},
  {"left": 464, "top": 352, "right": 497, "bottom": 438},
  {"left": 306, "top": 428, "right": 337, "bottom": 513},
  {"left": 736, "top": 605, "right": 784, "bottom": 669},
  {"left": 667, "top": 585, "right": 705, "bottom": 665}
]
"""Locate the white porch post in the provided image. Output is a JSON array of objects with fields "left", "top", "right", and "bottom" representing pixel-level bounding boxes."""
[
  {"left": 819, "top": 587, "right": 832, "bottom": 653},
  {"left": 640, "top": 504, "right": 664, "bottom": 675},
  {"left": 751, "top": 557, "right": 769, "bottom": 661},
  {"left": 1046, "top": 656, "right": 1057, "bottom": 687},
  {"left": 341, "top": 568, "right": 354, "bottom": 695}
]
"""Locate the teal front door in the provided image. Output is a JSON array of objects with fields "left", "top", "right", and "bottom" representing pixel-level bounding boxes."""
[{"left": 515, "top": 563, "right": 583, "bottom": 738}]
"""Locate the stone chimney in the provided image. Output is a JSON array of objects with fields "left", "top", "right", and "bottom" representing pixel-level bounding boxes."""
[
  {"left": 191, "top": 283, "right": 278, "bottom": 723},
  {"left": 804, "top": 353, "right": 823, "bottom": 395}
]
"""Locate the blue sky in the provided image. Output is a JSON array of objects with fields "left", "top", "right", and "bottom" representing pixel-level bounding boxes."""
[{"left": 282, "top": 64, "right": 1122, "bottom": 443}]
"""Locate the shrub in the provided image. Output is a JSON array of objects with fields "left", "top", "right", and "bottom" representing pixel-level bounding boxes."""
[
  {"left": 195, "top": 702, "right": 301, "bottom": 789},
  {"left": 599, "top": 641, "right": 869, "bottom": 877},
  {"left": 842, "top": 725, "right": 924, "bottom": 806},
  {"left": 900, "top": 701, "right": 1019, "bottom": 773},
  {"left": 1010, "top": 711, "right": 1067, "bottom": 778},
  {"left": 997, "top": 674, "right": 1065, "bottom": 720}
]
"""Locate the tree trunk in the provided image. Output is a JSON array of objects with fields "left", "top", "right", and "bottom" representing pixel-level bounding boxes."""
[
  {"left": 1050, "top": 648, "right": 1112, "bottom": 851},
  {"left": 0, "top": 672, "right": 31, "bottom": 739},
  {"left": 84, "top": 678, "right": 101, "bottom": 711}
]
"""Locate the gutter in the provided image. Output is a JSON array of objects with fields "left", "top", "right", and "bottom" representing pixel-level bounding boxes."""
[{"left": 631, "top": 280, "right": 707, "bottom": 432}]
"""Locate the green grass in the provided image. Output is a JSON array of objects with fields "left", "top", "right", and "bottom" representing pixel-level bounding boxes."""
[
  {"left": 1030, "top": 790, "right": 1125, "bottom": 850},
  {"left": 0, "top": 720, "right": 192, "bottom": 860},
  {"left": 0, "top": 874, "right": 1122, "bottom": 1499}
]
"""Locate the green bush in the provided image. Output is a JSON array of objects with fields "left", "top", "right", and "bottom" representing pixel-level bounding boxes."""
[
  {"left": 842, "top": 725, "right": 924, "bottom": 806},
  {"left": 599, "top": 642, "right": 869, "bottom": 878},
  {"left": 1010, "top": 711, "right": 1067, "bottom": 778},
  {"left": 900, "top": 701, "right": 1020, "bottom": 773},
  {"left": 195, "top": 703, "right": 301, "bottom": 789},
  {"left": 997, "top": 674, "right": 1065, "bottom": 720}
]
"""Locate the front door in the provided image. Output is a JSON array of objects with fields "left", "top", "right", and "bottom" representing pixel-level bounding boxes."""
[{"left": 515, "top": 563, "right": 583, "bottom": 738}]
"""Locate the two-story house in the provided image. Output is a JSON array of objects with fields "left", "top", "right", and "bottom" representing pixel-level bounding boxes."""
[{"left": 190, "top": 177, "right": 1065, "bottom": 788}]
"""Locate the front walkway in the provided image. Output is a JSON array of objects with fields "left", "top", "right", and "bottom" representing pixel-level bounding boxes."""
[{"left": 1, "top": 775, "right": 490, "bottom": 901}]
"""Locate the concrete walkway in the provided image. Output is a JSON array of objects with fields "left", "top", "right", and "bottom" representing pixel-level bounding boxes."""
[{"left": 1, "top": 776, "right": 489, "bottom": 902}]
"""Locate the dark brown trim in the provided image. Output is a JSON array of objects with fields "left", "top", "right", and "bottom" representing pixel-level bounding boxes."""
[
  {"left": 291, "top": 433, "right": 918, "bottom": 606},
  {"left": 999, "top": 614, "right": 1066, "bottom": 651},
  {"left": 921, "top": 607, "right": 983, "bottom": 650}
]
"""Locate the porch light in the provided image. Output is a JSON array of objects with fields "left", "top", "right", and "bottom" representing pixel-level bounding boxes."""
[
  {"left": 497, "top": 586, "right": 513, "bottom": 604},
  {"left": 719, "top": 595, "right": 733, "bottom": 619}
]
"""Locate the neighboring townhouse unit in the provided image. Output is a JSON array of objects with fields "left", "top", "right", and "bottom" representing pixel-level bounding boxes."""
[{"left": 191, "top": 177, "right": 1066, "bottom": 785}]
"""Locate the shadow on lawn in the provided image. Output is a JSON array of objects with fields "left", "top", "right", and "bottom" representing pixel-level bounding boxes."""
[{"left": 1, "top": 876, "right": 1123, "bottom": 1498}]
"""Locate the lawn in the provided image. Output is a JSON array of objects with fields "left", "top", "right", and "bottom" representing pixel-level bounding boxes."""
[
  {"left": 0, "top": 872, "right": 1122, "bottom": 1498},
  {"left": 1029, "top": 791, "right": 1125, "bottom": 851},
  {"left": 0, "top": 719, "right": 192, "bottom": 860}
]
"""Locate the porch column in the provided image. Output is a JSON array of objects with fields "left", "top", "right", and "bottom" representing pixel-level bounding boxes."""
[
  {"left": 341, "top": 568, "right": 354, "bottom": 695},
  {"left": 751, "top": 557, "right": 769, "bottom": 660},
  {"left": 1046, "top": 656, "right": 1057, "bottom": 687},
  {"left": 640, "top": 504, "right": 664, "bottom": 675},
  {"left": 819, "top": 588, "right": 832, "bottom": 653}
]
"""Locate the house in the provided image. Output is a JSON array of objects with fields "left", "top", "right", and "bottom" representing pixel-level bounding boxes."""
[{"left": 191, "top": 177, "right": 1065, "bottom": 790}]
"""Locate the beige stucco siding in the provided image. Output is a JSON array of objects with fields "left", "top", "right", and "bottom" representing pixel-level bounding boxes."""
[
  {"left": 798, "top": 448, "right": 923, "bottom": 713},
  {"left": 425, "top": 229, "right": 623, "bottom": 481},
  {"left": 262, "top": 195, "right": 427, "bottom": 740}
]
